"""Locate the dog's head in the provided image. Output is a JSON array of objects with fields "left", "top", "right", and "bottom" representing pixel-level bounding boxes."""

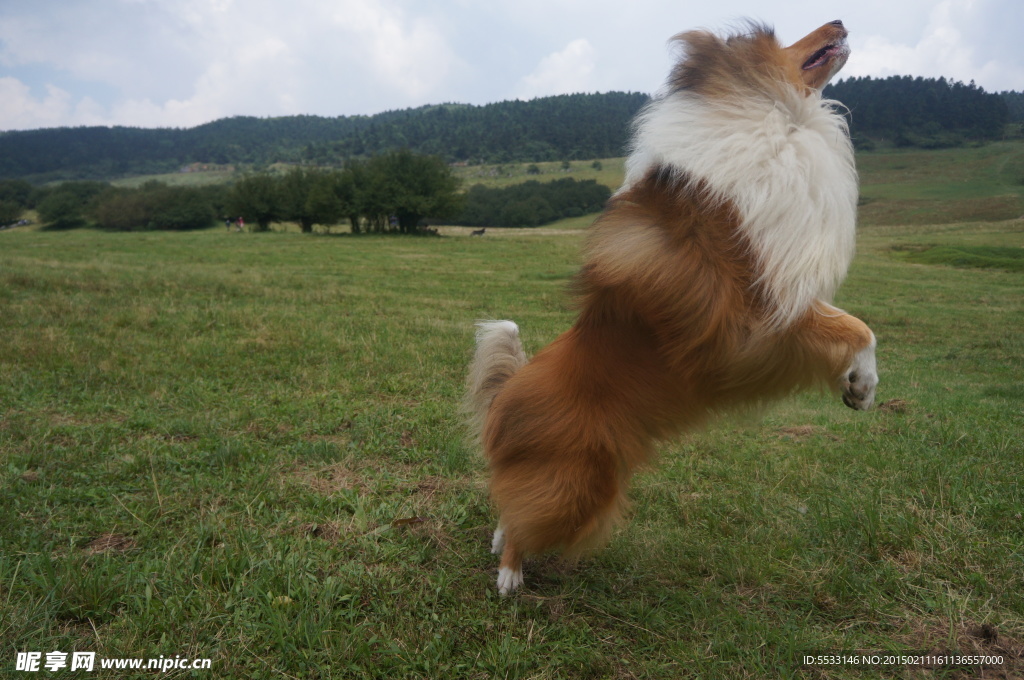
[
  {"left": 669, "top": 20, "right": 850, "bottom": 98},
  {"left": 783, "top": 20, "right": 850, "bottom": 91}
]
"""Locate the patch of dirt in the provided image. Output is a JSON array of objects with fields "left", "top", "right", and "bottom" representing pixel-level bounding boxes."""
[
  {"left": 899, "top": 620, "right": 1024, "bottom": 678},
  {"left": 83, "top": 533, "right": 136, "bottom": 554},
  {"left": 878, "top": 398, "right": 912, "bottom": 414},
  {"left": 886, "top": 548, "right": 926, "bottom": 572},
  {"left": 777, "top": 425, "right": 840, "bottom": 441},
  {"left": 414, "top": 476, "right": 449, "bottom": 501},
  {"left": 298, "top": 522, "right": 342, "bottom": 542},
  {"left": 295, "top": 464, "right": 367, "bottom": 495}
]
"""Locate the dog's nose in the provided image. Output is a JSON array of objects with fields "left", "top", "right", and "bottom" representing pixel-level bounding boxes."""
[{"left": 829, "top": 20, "right": 844, "bottom": 27}]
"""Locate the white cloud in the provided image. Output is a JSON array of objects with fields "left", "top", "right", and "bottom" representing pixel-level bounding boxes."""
[
  {"left": 329, "top": 0, "right": 464, "bottom": 100},
  {"left": 0, "top": 77, "right": 108, "bottom": 130},
  {"left": 0, "top": 78, "right": 68, "bottom": 130},
  {"left": 844, "top": 0, "right": 1024, "bottom": 91},
  {"left": 0, "top": 0, "right": 466, "bottom": 130},
  {"left": 517, "top": 38, "right": 597, "bottom": 100}
]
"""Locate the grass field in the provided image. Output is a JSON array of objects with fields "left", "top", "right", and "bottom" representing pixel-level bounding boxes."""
[
  {"left": 2, "top": 146, "right": 1024, "bottom": 678},
  {"left": 857, "top": 141, "right": 1024, "bottom": 226},
  {"left": 452, "top": 158, "right": 627, "bottom": 192},
  {"left": 110, "top": 167, "right": 238, "bottom": 189}
]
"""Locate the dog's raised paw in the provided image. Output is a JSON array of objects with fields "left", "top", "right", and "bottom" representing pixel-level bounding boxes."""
[{"left": 840, "top": 338, "right": 878, "bottom": 410}]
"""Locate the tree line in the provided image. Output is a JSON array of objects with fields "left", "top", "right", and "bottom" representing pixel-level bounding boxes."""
[
  {"left": 2, "top": 150, "right": 614, "bottom": 232},
  {"left": 229, "top": 150, "right": 462, "bottom": 233},
  {"left": 2, "top": 79, "right": 1019, "bottom": 183},
  {"left": 0, "top": 150, "right": 465, "bottom": 233},
  {"left": 0, "top": 93, "right": 648, "bottom": 183},
  {"left": 452, "top": 179, "right": 611, "bottom": 228},
  {"left": 1, "top": 178, "right": 224, "bottom": 231},
  {"left": 823, "top": 75, "right": 1009, "bottom": 149}
]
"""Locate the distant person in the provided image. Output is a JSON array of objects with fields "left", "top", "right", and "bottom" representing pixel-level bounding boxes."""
[
  {"left": 237, "top": 217, "right": 245, "bottom": 232},
  {"left": 225, "top": 218, "right": 232, "bottom": 231}
]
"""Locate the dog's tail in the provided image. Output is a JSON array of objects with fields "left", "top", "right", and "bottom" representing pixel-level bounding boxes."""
[{"left": 465, "top": 320, "right": 528, "bottom": 443}]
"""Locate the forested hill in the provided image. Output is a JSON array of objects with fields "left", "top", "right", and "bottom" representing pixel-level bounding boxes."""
[
  {"left": 0, "top": 92, "right": 649, "bottom": 182},
  {"left": 823, "top": 75, "right": 1011, "bottom": 149},
  {"left": 0, "top": 78, "right": 1018, "bottom": 183}
]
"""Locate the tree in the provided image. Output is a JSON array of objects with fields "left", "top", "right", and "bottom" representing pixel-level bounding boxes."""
[
  {"left": 0, "top": 200, "right": 23, "bottom": 226},
  {"left": 452, "top": 178, "right": 611, "bottom": 227},
  {"left": 0, "top": 179, "right": 34, "bottom": 207},
  {"left": 304, "top": 177, "right": 345, "bottom": 233},
  {"left": 348, "top": 158, "right": 391, "bottom": 232},
  {"left": 0, "top": 178, "right": 30, "bottom": 226},
  {"left": 146, "top": 185, "right": 216, "bottom": 230},
  {"left": 364, "top": 149, "right": 463, "bottom": 233},
  {"left": 35, "top": 181, "right": 108, "bottom": 229},
  {"left": 91, "top": 182, "right": 216, "bottom": 231},
  {"left": 37, "top": 192, "right": 87, "bottom": 229},
  {"left": 212, "top": 151, "right": 462, "bottom": 235},
  {"left": 277, "top": 167, "right": 343, "bottom": 233},
  {"left": 333, "top": 164, "right": 362, "bottom": 234},
  {"left": 91, "top": 188, "right": 150, "bottom": 230},
  {"left": 227, "top": 174, "right": 281, "bottom": 231}
]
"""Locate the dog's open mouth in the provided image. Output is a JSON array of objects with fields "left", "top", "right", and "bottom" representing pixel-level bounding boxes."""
[{"left": 802, "top": 39, "right": 848, "bottom": 70}]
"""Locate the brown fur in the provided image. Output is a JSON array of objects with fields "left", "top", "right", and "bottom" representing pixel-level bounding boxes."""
[
  {"left": 669, "top": 20, "right": 850, "bottom": 97},
  {"left": 471, "top": 21, "right": 873, "bottom": 591}
]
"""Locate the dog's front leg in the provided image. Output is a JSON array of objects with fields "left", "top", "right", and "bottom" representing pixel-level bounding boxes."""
[{"left": 788, "top": 301, "right": 878, "bottom": 410}]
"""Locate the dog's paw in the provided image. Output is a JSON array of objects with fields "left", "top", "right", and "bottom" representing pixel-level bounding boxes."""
[
  {"left": 496, "top": 566, "right": 523, "bottom": 596},
  {"left": 840, "top": 336, "right": 878, "bottom": 411}
]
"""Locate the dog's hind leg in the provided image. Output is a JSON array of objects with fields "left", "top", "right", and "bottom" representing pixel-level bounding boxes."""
[{"left": 496, "top": 542, "right": 524, "bottom": 596}]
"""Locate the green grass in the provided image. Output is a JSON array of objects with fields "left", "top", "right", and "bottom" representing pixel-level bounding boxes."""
[
  {"left": 451, "top": 158, "right": 627, "bottom": 192},
  {"left": 2, "top": 153, "right": 1024, "bottom": 678},
  {"left": 110, "top": 167, "right": 238, "bottom": 189},
  {"left": 857, "top": 141, "right": 1024, "bottom": 225},
  {"left": 894, "top": 244, "right": 1024, "bottom": 272},
  {"left": 108, "top": 157, "right": 626, "bottom": 194}
]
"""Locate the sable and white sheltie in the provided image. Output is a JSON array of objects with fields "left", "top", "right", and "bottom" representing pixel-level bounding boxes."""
[{"left": 466, "top": 20, "right": 878, "bottom": 595}]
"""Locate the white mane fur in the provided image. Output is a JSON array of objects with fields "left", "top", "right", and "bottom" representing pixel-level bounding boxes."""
[{"left": 621, "top": 85, "right": 859, "bottom": 328}]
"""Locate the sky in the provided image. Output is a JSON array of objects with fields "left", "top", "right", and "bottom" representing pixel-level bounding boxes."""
[{"left": 1, "top": 0, "right": 1021, "bottom": 132}]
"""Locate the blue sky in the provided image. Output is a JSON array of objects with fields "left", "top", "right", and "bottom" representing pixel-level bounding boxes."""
[{"left": 1, "top": 0, "right": 1021, "bottom": 131}]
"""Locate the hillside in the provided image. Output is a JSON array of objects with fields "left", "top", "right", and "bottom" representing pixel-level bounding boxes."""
[
  {"left": 823, "top": 76, "right": 1010, "bottom": 149},
  {"left": 0, "top": 77, "right": 1018, "bottom": 184},
  {"left": 0, "top": 93, "right": 649, "bottom": 183}
]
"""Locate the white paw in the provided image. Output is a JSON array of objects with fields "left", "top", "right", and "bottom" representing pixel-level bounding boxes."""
[
  {"left": 490, "top": 526, "right": 505, "bottom": 555},
  {"left": 841, "top": 334, "right": 878, "bottom": 411},
  {"left": 496, "top": 566, "right": 523, "bottom": 596}
]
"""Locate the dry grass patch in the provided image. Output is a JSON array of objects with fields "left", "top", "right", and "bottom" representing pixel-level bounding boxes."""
[{"left": 83, "top": 533, "right": 137, "bottom": 554}]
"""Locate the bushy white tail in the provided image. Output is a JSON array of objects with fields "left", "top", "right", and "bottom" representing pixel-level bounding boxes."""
[{"left": 465, "top": 321, "right": 528, "bottom": 441}]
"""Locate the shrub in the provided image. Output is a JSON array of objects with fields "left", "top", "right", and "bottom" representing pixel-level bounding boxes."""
[
  {"left": 453, "top": 178, "right": 611, "bottom": 227},
  {"left": 91, "top": 182, "right": 216, "bottom": 231},
  {"left": 0, "top": 199, "right": 24, "bottom": 226},
  {"left": 34, "top": 182, "right": 107, "bottom": 229}
]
